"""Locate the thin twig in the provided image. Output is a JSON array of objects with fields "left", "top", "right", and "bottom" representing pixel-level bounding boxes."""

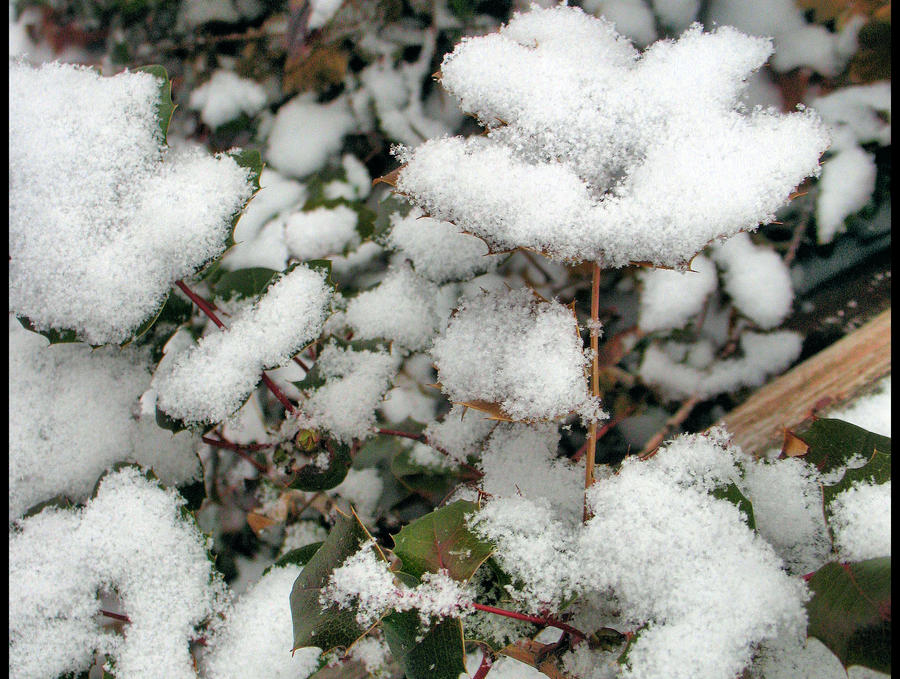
[
  {"left": 638, "top": 395, "right": 701, "bottom": 460},
  {"left": 572, "top": 405, "right": 636, "bottom": 462},
  {"left": 100, "top": 609, "right": 130, "bottom": 623},
  {"left": 584, "top": 262, "right": 601, "bottom": 522},
  {"left": 471, "top": 649, "right": 494, "bottom": 679},
  {"left": 201, "top": 436, "right": 270, "bottom": 473},
  {"left": 472, "top": 603, "right": 586, "bottom": 641}
]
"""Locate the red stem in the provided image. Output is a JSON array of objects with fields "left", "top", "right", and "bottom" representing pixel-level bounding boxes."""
[
  {"left": 376, "top": 428, "right": 425, "bottom": 441},
  {"left": 471, "top": 651, "right": 493, "bottom": 679},
  {"left": 100, "top": 609, "right": 130, "bottom": 623},
  {"left": 175, "top": 279, "right": 297, "bottom": 415},
  {"left": 201, "top": 436, "right": 270, "bottom": 473},
  {"left": 472, "top": 603, "right": 585, "bottom": 641}
]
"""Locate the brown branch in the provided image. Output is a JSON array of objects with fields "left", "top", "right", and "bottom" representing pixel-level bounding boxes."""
[
  {"left": 584, "top": 262, "right": 601, "bottom": 522},
  {"left": 638, "top": 395, "right": 702, "bottom": 460}
]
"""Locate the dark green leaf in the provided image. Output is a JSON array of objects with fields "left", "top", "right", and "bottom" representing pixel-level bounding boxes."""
[
  {"left": 304, "top": 259, "right": 336, "bottom": 289},
  {"left": 382, "top": 610, "right": 466, "bottom": 679},
  {"left": 134, "top": 65, "right": 175, "bottom": 143},
  {"left": 392, "top": 500, "right": 493, "bottom": 581},
  {"left": 155, "top": 405, "right": 191, "bottom": 434},
  {"left": 177, "top": 479, "right": 206, "bottom": 512},
  {"left": 22, "top": 494, "right": 75, "bottom": 519},
  {"left": 265, "top": 542, "right": 324, "bottom": 576},
  {"left": 290, "top": 441, "right": 352, "bottom": 492},
  {"left": 213, "top": 267, "right": 278, "bottom": 301},
  {"left": 224, "top": 148, "right": 264, "bottom": 248},
  {"left": 16, "top": 315, "right": 80, "bottom": 345},
  {"left": 806, "top": 558, "right": 891, "bottom": 673},
  {"left": 390, "top": 446, "right": 459, "bottom": 506},
  {"left": 290, "top": 511, "right": 375, "bottom": 652},
  {"left": 712, "top": 482, "right": 755, "bottom": 530}
]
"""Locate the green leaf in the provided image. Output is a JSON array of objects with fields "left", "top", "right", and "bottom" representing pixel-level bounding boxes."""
[
  {"left": 265, "top": 542, "right": 324, "bottom": 576},
  {"left": 712, "top": 482, "right": 755, "bottom": 530},
  {"left": 134, "top": 65, "right": 175, "bottom": 143},
  {"left": 390, "top": 446, "right": 459, "bottom": 505},
  {"left": 290, "top": 441, "right": 353, "bottom": 492},
  {"left": 22, "top": 494, "right": 75, "bottom": 519},
  {"left": 213, "top": 267, "right": 278, "bottom": 302},
  {"left": 304, "top": 259, "right": 336, "bottom": 289},
  {"left": 352, "top": 436, "right": 413, "bottom": 512},
  {"left": 290, "top": 511, "right": 375, "bottom": 652},
  {"left": 16, "top": 315, "right": 80, "bottom": 345},
  {"left": 155, "top": 405, "right": 191, "bottom": 434},
  {"left": 382, "top": 610, "right": 466, "bottom": 679},
  {"left": 392, "top": 500, "right": 493, "bottom": 581},
  {"left": 806, "top": 557, "right": 891, "bottom": 673},
  {"left": 224, "top": 148, "right": 264, "bottom": 248}
]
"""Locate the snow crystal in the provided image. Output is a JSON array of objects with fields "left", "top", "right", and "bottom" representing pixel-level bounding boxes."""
[
  {"left": 9, "top": 61, "right": 254, "bottom": 344},
  {"left": 424, "top": 404, "right": 497, "bottom": 463},
  {"left": 9, "top": 319, "right": 198, "bottom": 521},
  {"left": 479, "top": 423, "right": 583, "bottom": 519},
  {"left": 388, "top": 208, "right": 497, "bottom": 283},
  {"left": 284, "top": 205, "right": 360, "bottom": 260},
  {"left": 203, "top": 565, "right": 321, "bottom": 679},
  {"left": 432, "top": 288, "right": 600, "bottom": 422},
  {"left": 639, "top": 330, "right": 802, "bottom": 400},
  {"left": 9, "top": 467, "right": 223, "bottom": 679},
  {"left": 742, "top": 457, "right": 831, "bottom": 575},
  {"left": 189, "top": 69, "right": 267, "bottom": 129},
  {"left": 581, "top": 435, "right": 808, "bottom": 679},
  {"left": 825, "top": 376, "right": 891, "bottom": 437},
  {"left": 395, "top": 7, "right": 828, "bottom": 268},
  {"left": 344, "top": 264, "right": 445, "bottom": 351},
  {"left": 156, "top": 265, "right": 332, "bottom": 424},
  {"left": 637, "top": 255, "right": 717, "bottom": 332},
  {"left": 301, "top": 342, "right": 398, "bottom": 443},
  {"left": 815, "top": 140, "right": 878, "bottom": 244},
  {"left": 265, "top": 94, "right": 355, "bottom": 178},
  {"left": 829, "top": 481, "right": 891, "bottom": 561},
  {"left": 712, "top": 232, "right": 794, "bottom": 329}
]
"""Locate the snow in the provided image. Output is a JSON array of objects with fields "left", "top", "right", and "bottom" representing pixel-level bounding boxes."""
[
  {"left": 639, "top": 330, "right": 802, "bottom": 400},
  {"left": 432, "top": 287, "right": 601, "bottom": 422},
  {"left": 189, "top": 69, "right": 267, "bottom": 129},
  {"left": 825, "top": 376, "right": 891, "bottom": 437},
  {"left": 344, "top": 264, "right": 445, "bottom": 351},
  {"left": 582, "top": 0, "right": 657, "bottom": 47},
  {"left": 424, "top": 404, "right": 498, "bottom": 464},
  {"left": 712, "top": 232, "right": 794, "bottom": 329},
  {"left": 9, "top": 467, "right": 224, "bottom": 679},
  {"left": 810, "top": 83, "right": 892, "bottom": 147},
  {"left": 308, "top": 0, "right": 343, "bottom": 30},
  {"left": 829, "top": 481, "right": 891, "bottom": 561},
  {"left": 281, "top": 520, "right": 329, "bottom": 556},
  {"left": 284, "top": 205, "right": 360, "bottom": 260},
  {"left": 395, "top": 8, "right": 829, "bottom": 268},
  {"left": 9, "top": 61, "right": 254, "bottom": 345},
  {"left": 9, "top": 319, "right": 199, "bottom": 520},
  {"left": 203, "top": 565, "right": 322, "bottom": 679},
  {"left": 637, "top": 255, "right": 717, "bottom": 332},
  {"left": 331, "top": 468, "right": 384, "bottom": 525},
  {"left": 156, "top": 265, "right": 332, "bottom": 424},
  {"left": 388, "top": 208, "right": 497, "bottom": 283},
  {"left": 300, "top": 342, "right": 398, "bottom": 443},
  {"left": 265, "top": 94, "right": 356, "bottom": 178},
  {"left": 814, "top": 144, "right": 877, "bottom": 244}
]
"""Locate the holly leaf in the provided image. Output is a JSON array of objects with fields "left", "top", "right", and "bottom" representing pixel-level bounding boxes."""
[
  {"left": 392, "top": 500, "right": 493, "bottom": 581},
  {"left": 213, "top": 267, "right": 279, "bottom": 301},
  {"left": 390, "top": 447, "right": 460, "bottom": 506},
  {"left": 290, "top": 510, "right": 375, "bottom": 652},
  {"left": 224, "top": 148, "right": 264, "bottom": 248},
  {"left": 806, "top": 557, "right": 891, "bottom": 673},
  {"left": 264, "top": 541, "right": 324, "bottom": 576},
  {"left": 290, "top": 441, "right": 352, "bottom": 492},
  {"left": 382, "top": 609, "right": 466, "bottom": 679},
  {"left": 712, "top": 482, "right": 755, "bottom": 530},
  {"left": 135, "top": 65, "right": 175, "bottom": 143},
  {"left": 16, "top": 315, "right": 80, "bottom": 345}
]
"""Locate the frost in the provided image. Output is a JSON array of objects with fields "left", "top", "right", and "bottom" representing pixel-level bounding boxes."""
[
  {"left": 9, "top": 61, "right": 254, "bottom": 344},
  {"left": 637, "top": 255, "right": 717, "bottom": 333},
  {"left": 829, "top": 481, "right": 891, "bottom": 561},
  {"left": 156, "top": 265, "right": 332, "bottom": 424},
  {"left": 432, "top": 288, "right": 600, "bottom": 421},
  {"left": 189, "top": 69, "right": 267, "bottom": 129},
  {"left": 9, "top": 319, "right": 198, "bottom": 521},
  {"left": 301, "top": 342, "right": 398, "bottom": 443},
  {"left": 395, "top": 7, "right": 828, "bottom": 268},
  {"left": 203, "top": 565, "right": 321, "bottom": 679},
  {"left": 9, "top": 467, "right": 223, "bottom": 679}
]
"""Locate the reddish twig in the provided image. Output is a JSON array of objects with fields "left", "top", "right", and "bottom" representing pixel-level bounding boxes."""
[
  {"left": 472, "top": 603, "right": 585, "bottom": 641},
  {"left": 100, "top": 609, "right": 131, "bottom": 623},
  {"left": 260, "top": 373, "right": 297, "bottom": 414},
  {"left": 471, "top": 650, "right": 494, "bottom": 679},
  {"left": 201, "top": 436, "right": 270, "bottom": 473},
  {"left": 584, "top": 262, "right": 601, "bottom": 522},
  {"left": 376, "top": 428, "right": 425, "bottom": 441}
]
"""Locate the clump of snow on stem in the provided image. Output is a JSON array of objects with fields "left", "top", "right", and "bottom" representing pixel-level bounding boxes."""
[
  {"left": 189, "top": 69, "right": 267, "bottom": 129},
  {"left": 432, "top": 288, "right": 600, "bottom": 422},
  {"left": 322, "top": 543, "right": 472, "bottom": 627},
  {"left": 580, "top": 432, "right": 808, "bottom": 679},
  {"left": 712, "top": 232, "right": 794, "bottom": 329},
  {"left": 156, "top": 265, "right": 332, "bottom": 424},
  {"left": 637, "top": 255, "right": 717, "bottom": 332},
  {"left": 344, "top": 264, "right": 445, "bottom": 351},
  {"left": 828, "top": 481, "right": 891, "bottom": 561},
  {"left": 8, "top": 319, "right": 198, "bottom": 520},
  {"left": 387, "top": 208, "right": 497, "bottom": 283},
  {"left": 9, "top": 61, "right": 254, "bottom": 345},
  {"left": 301, "top": 342, "right": 398, "bottom": 443},
  {"left": 203, "top": 565, "right": 321, "bottom": 679},
  {"left": 9, "top": 467, "right": 224, "bottom": 679},
  {"left": 394, "top": 6, "right": 829, "bottom": 268},
  {"left": 639, "top": 330, "right": 802, "bottom": 400}
]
